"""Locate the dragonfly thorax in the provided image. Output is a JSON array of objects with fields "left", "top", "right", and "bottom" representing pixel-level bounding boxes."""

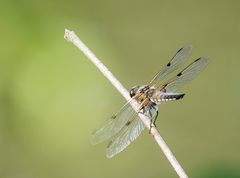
[{"left": 129, "top": 85, "right": 151, "bottom": 98}]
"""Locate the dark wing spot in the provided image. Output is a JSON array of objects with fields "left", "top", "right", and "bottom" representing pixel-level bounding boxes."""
[
  {"left": 107, "top": 140, "right": 113, "bottom": 148},
  {"left": 126, "top": 121, "right": 131, "bottom": 126},
  {"left": 111, "top": 115, "right": 116, "bottom": 119},
  {"left": 167, "top": 62, "right": 171, "bottom": 67},
  {"left": 177, "top": 72, "right": 182, "bottom": 77}
]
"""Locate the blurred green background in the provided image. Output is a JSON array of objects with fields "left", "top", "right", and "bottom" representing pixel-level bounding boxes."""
[{"left": 0, "top": 0, "right": 240, "bottom": 177}]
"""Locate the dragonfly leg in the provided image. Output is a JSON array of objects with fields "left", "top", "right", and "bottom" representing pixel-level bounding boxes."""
[{"left": 149, "top": 110, "right": 158, "bottom": 134}]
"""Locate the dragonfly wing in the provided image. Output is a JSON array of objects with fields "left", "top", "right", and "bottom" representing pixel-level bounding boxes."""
[
  {"left": 91, "top": 101, "right": 136, "bottom": 145},
  {"left": 161, "top": 57, "right": 210, "bottom": 92},
  {"left": 106, "top": 115, "right": 145, "bottom": 158},
  {"left": 106, "top": 105, "right": 158, "bottom": 158},
  {"left": 150, "top": 46, "right": 192, "bottom": 86}
]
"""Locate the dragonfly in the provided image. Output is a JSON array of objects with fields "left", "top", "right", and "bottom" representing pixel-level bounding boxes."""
[{"left": 91, "top": 46, "right": 209, "bottom": 158}]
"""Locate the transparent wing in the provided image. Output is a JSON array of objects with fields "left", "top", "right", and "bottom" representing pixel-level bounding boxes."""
[
  {"left": 106, "top": 115, "right": 145, "bottom": 158},
  {"left": 149, "top": 46, "right": 192, "bottom": 87},
  {"left": 91, "top": 99, "right": 136, "bottom": 145},
  {"left": 106, "top": 106, "right": 158, "bottom": 158},
  {"left": 160, "top": 57, "right": 210, "bottom": 92}
]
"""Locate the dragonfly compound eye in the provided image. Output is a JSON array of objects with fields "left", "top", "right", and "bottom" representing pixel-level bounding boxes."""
[{"left": 129, "top": 86, "right": 139, "bottom": 98}]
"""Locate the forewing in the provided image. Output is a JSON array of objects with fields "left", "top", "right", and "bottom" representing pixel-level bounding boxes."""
[
  {"left": 106, "top": 106, "right": 158, "bottom": 158},
  {"left": 161, "top": 57, "right": 209, "bottom": 92},
  {"left": 150, "top": 46, "right": 192, "bottom": 87},
  {"left": 91, "top": 101, "right": 136, "bottom": 145}
]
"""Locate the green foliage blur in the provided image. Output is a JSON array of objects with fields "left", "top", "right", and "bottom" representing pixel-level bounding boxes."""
[{"left": 0, "top": 0, "right": 240, "bottom": 177}]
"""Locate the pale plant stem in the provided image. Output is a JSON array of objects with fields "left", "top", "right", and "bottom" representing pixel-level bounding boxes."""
[{"left": 64, "top": 29, "right": 188, "bottom": 178}]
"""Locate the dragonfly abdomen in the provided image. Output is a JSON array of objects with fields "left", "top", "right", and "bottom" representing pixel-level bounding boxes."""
[
  {"left": 161, "top": 93, "right": 185, "bottom": 102},
  {"left": 152, "top": 93, "right": 185, "bottom": 103}
]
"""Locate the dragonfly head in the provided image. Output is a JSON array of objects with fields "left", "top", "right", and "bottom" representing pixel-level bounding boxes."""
[{"left": 130, "top": 86, "right": 140, "bottom": 98}]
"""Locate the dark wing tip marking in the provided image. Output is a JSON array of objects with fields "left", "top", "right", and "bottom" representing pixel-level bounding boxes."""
[
  {"left": 167, "top": 62, "right": 171, "bottom": 67},
  {"left": 194, "top": 57, "right": 201, "bottom": 62},
  {"left": 177, "top": 47, "right": 183, "bottom": 53},
  {"left": 177, "top": 45, "right": 192, "bottom": 54}
]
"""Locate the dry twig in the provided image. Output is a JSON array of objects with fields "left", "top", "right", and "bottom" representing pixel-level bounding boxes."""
[{"left": 64, "top": 29, "right": 188, "bottom": 178}]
